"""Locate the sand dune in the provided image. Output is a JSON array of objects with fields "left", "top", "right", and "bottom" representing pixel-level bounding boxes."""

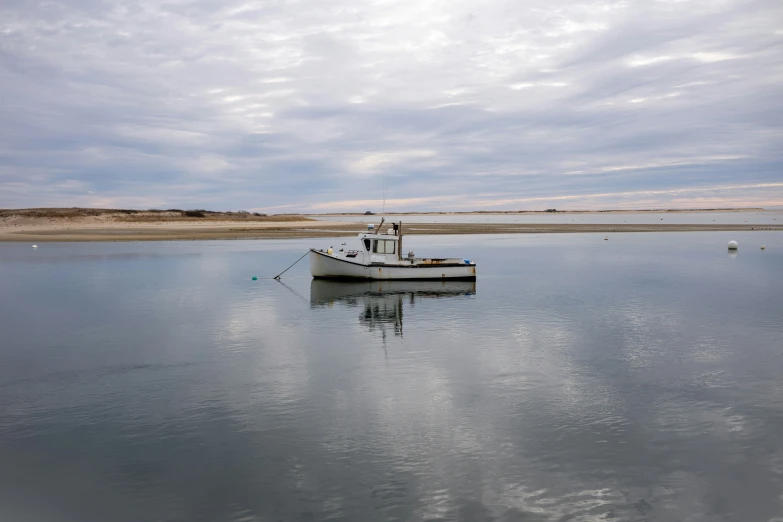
[{"left": 1, "top": 209, "right": 780, "bottom": 242}]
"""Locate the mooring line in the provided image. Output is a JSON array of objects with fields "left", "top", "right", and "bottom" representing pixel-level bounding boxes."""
[{"left": 273, "top": 250, "right": 310, "bottom": 280}]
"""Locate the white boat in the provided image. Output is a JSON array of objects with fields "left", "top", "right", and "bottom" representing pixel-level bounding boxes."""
[{"left": 310, "top": 221, "right": 477, "bottom": 280}]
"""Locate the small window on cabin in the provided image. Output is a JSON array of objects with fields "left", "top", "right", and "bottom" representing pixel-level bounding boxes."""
[
  {"left": 364, "top": 239, "right": 371, "bottom": 251},
  {"left": 372, "top": 240, "right": 395, "bottom": 254}
]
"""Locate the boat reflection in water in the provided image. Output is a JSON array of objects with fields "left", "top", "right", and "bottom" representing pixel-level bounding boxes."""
[{"left": 310, "top": 280, "right": 476, "bottom": 339}]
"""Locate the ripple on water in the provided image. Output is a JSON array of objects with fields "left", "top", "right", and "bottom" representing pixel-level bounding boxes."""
[{"left": 2, "top": 234, "right": 783, "bottom": 521}]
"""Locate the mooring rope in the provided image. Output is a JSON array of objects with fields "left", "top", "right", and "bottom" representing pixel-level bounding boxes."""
[{"left": 273, "top": 250, "right": 310, "bottom": 280}]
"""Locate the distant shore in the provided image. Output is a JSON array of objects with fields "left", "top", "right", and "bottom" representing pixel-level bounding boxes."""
[
  {"left": 317, "top": 207, "right": 766, "bottom": 216},
  {"left": 0, "top": 207, "right": 780, "bottom": 242}
]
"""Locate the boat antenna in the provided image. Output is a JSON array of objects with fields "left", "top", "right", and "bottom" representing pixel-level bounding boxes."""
[
  {"left": 382, "top": 174, "right": 388, "bottom": 215},
  {"left": 378, "top": 174, "right": 388, "bottom": 231}
]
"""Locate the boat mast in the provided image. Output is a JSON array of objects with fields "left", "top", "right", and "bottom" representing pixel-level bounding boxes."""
[
  {"left": 378, "top": 175, "right": 387, "bottom": 233},
  {"left": 398, "top": 222, "right": 402, "bottom": 261}
]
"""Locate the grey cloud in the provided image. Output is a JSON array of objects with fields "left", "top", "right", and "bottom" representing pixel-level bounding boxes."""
[{"left": 1, "top": 0, "right": 781, "bottom": 211}]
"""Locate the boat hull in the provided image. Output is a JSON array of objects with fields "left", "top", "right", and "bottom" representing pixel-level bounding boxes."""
[{"left": 310, "top": 250, "right": 477, "bottom": 280}]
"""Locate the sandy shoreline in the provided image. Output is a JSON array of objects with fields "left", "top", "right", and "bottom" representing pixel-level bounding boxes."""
[
  {"left": 2, "top": 220, "right": 781, "bottom": 242},
  {"left": 1, "top": 207, "right": 780, "bottom": 242},
  {"left": 313, "top": 208, "right": 766, "bottom": 217}
]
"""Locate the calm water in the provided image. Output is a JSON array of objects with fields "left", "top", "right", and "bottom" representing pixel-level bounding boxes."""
[
  {"left": 313, "top": 210, "right": 783, "bottom": 225},
  {"left": 1, "top": 233, "right": 782, "bottom": 522}
]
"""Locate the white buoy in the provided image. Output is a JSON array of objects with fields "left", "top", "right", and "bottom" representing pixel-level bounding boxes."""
[
  {"left": 728, "top": 240, "right": 738, "bottom": 250},
  {"left": 32, "top": 245, "right": 38, "bottom": 248},
  {"left": 761, "top": 245, "right": 766, "bottom": 250}
]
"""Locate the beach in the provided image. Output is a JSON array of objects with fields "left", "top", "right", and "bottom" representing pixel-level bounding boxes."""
[
  {"left": 2, "top": 218, "right": 781, "bottom": 242},
  {"left": 0, "top": 209, "right": 783, "bottom": 243}
]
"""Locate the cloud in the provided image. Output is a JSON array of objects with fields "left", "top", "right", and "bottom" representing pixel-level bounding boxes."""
[{"left": 1, "top": 0, "right": 781, "bottom": 211}]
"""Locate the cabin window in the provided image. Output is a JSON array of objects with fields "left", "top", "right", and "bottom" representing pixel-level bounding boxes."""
[
  {"left": 364, "top": 239, "right": 371, "bottom": 251},
  {"left": 373, "top": 240, "right": 396, "bottom": 254}
]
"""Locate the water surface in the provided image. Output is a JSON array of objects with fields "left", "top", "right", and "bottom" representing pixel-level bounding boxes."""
[{"left": 1, "top": 232, "right": 782, "bottom": 522}]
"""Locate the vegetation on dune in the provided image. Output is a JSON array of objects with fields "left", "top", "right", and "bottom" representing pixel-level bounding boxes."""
[{"left": 0, "top": 208, "right": 310, "bottom": 222}]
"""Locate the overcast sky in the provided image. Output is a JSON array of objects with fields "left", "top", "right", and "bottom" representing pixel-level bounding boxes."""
[{"left": 1, "top": 0, "right": 781, "bottom": 212}]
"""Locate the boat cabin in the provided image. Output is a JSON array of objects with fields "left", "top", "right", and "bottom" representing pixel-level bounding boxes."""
[{"left": 353, "top": 223, "right": 404, "bottom": 265}]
